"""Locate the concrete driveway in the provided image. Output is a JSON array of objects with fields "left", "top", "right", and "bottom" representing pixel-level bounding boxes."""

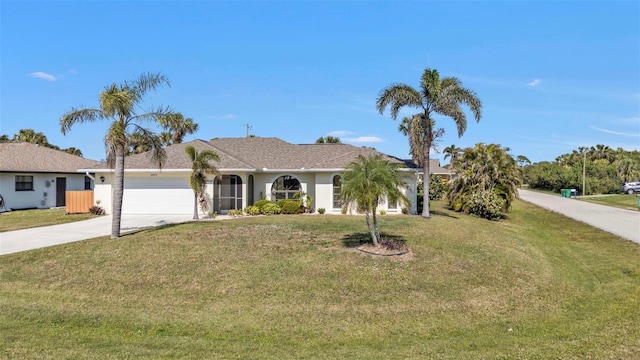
[
  {"left": 518, "top": 190, "right": 640, "bottom": 244},
  {"left": 0, "top": 214, "right": 192, "bottom": 256}
]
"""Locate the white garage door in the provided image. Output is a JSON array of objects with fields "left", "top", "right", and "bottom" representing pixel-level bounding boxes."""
[{"left": 121, "top": 177, "right": 193, "bottom": 215}]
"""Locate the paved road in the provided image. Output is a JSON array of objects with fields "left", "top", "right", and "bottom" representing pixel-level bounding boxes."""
[
  {"left": 0, "top": 214, "right": 192, "bottom": 255},
  {"left": 518, "top": 190, "right": 640, "bottom": 244}
]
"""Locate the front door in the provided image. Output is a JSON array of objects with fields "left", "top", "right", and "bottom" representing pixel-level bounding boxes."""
[{"left": 56, "top": 177, "right": 66, "bottom": 207}]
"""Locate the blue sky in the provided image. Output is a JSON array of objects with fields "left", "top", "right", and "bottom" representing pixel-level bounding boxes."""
[{"left": 1, "top": 1, "right": 639, "bottom": 164}]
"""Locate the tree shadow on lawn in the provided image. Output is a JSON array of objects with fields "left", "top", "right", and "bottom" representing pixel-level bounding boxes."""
[
  {"left": 341, "top": 232, "right": 406, "bottom": 248},
  {"left": 430, "top": 209, "right": 459, "bottom": 219}
]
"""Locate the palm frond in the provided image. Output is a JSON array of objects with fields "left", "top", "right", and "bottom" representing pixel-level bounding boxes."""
[
  {"left": 60, "top": 108, "right": 103, "bottom": 135},
  {"left": 376, "top": 84, "right": 423, "bottom": 120}
]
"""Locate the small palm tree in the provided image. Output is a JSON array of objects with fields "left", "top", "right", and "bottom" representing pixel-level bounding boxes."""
[
  {"left": 377, "top": 67, "right": 482, "bottom": 218},
  {"left": 60, "top": 72, "right": 171, "bottom": 238},
  {"left": 159, "top": 112, "right": 199, "bottom": 144},
  {"left": 185, "top": 145, "right": 220, "bottom": 220},
  {"left": 315, "top": 135, "right": 341, "bottom": 143},
  {"left": 340, "top": 154, "right": 409, "bottom": 245}
]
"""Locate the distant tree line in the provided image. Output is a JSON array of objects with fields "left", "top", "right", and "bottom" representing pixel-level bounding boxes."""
[
  {"left": 0, "top": 128, "right": 83, "bottom": 156},
  {"left": 523, "top": 145, "right": 640, "bottom": 195}
]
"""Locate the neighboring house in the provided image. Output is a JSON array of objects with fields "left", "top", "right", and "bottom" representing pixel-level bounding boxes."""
[
  {"left": 85, "top": 137, "right": 420, "bottom": 215},
  {"left": 422, "top": 159, "right": 454, "bottom": 181},
  {"left": 0, "top": 143, "right": 101, "bottom": 211}
]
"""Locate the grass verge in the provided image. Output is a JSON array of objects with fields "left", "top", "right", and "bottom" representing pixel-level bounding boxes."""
[
  {"left": 579, "top": 194, "right": 639, "bottom": 211},
  {"left": 0, "top": 208, "right": 99, "bottom": 232},
  {"left": 1, "top": 200, "right": 639, "bottom": 358}
]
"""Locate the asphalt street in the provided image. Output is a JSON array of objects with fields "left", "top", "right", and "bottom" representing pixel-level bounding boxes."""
[{"left": 518, "top": 189, "right": 640, "bottom": 244}]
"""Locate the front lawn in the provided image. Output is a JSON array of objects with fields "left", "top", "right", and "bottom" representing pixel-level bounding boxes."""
[
  {"left": 1, "top": 200, "right": 639, "bottom": 358},
  {"left": 0, "top": 208, "right": 99, "bottom": 232}
]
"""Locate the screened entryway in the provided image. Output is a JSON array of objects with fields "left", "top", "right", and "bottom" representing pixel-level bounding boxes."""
[
  {"left": 271, "top": 175, "right": 301, "bottom": 200},
  {"left": 213, "top": 175, "right": 243, "bottom": 212}
]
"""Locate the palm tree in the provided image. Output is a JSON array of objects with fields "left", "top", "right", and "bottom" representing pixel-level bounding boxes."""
[
  {"left": 340, "top": 154, "right": 409, "bottom": 245},
  {"left": 185, "top": 145, "right": 220, "bottom": 220},
  {"left": 443, "top": 144, "right": 461, "bottom": 166},
  {"left": 448, "top": 143, "right": 520, "bottom": 213},
  {"left": 13, "top": 128, "right": 48, "bottom": 146},
  {"left": 376, "top": 67, "right": 482, "bottom": 218},
  {"left": 60, "top": 72, "right": 171, "bottom": 238},
  {"left": 315, "top": 135, "right": 341, "bottom": 143},
  {"left": 159, "top": 112, "right": 199, "bottom": 144}
]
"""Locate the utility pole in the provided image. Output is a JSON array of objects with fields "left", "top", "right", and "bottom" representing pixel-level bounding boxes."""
[
  {"left": 582, "top": 150, "right": 586, "bottom": 196},
  {"left": 243, "top": 123, "right": 252, "bottom": 138}
]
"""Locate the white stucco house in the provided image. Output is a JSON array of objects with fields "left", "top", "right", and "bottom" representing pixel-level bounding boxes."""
[
  {"left": 84, "top": 137, "right": 420, "bottom": 215},
  {"left": 0, "top": 142, "right": 100, "bottom": 211}
]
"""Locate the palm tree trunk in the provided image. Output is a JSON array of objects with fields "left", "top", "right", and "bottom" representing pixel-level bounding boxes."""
[
  {"left": 193, "top": 193, "right": 199, "bottom": 220},
  {"left": 372, "top": 205, "right": 381, "bottom": 242},
  {"left": 365, "top": 211, "right": 378, "bottom": 246},
  {"left": 422, "top": 140, "right": 431, "bottom": 218},
  {"left": 111, "top": 145, "right": 125, "bottom": 238}
]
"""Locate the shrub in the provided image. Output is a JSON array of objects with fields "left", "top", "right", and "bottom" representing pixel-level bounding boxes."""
[
  {"left": 244, "top": 205, "right": 261, "bottom": 216},
  {"left": 208, "top": 211, "right": 217, "bottom": 219},
  {"left": 281, "top": 200, "right": 304, "bottom": 214},
  {"left": 88, "top": 205, "right": 105, "bottom": 215},
  {"left": 317, "top": 207, "right": 326, "bottom": 214},
  {"left": 261, "top": 203, "right": 281, "bottom": 215},
  {"left": 429, "top": 175, "right": 448, "bottom": 200},
  {"left": 253, "top": 199, "right": 272, "bottom": 211},
  {"left": 466, "top": 190, "right": 506, "bottom": 220},
  {"left": 401, "top": 207, "right": 409, "bottom": 215},
  {"left": 228, "top": 209, "right": 243, "bottom": 217},
  {"left": 379, "top": 210, "right": 387, "bottom": 215},
  {"left": 276, "top": 199, "right": 288, "bottom": 209}
]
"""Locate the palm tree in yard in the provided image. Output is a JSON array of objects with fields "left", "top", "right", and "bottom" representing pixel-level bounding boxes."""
[
  {"left": 376, "top": 67, "right": 482, "bottom": 218},
  {"left": 159, "top": 112, "right": 199, "bottom": 144},
  {"left": 340, "top": 154, "right": 409, "bottom": 246},
  {"left": 185, "top": 145, "right": 220, "bottom": 220},
  {"left": 60, "top": 72, "right": 171, "bottom": 238}
]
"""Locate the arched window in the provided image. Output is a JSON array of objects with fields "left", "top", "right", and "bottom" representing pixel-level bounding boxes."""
[
  {"left": 271, "top": 175, "right": 301, "bottom": 200},
  {"left": 332, "top": 175, "right": 342, "bottom": 209}
]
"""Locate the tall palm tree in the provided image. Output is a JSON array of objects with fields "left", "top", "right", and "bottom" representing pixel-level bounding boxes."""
[
  {"left": 340, "top": 154, "right": 409, "bottom": 245},
  {"left": 60, "top": 72, "right": 171, "bottom": 238},
  {"left": 185, "top": 145, "right": 220, "bottom": 220},
  {"left": 315, "top": 135, "right": 342, "bottom": 144},
  {"left": 376, "top": 67, "right": 482, "bottom": 218},
  {"left": 159, "top": 112, "right": 199, "bottom": 144}
]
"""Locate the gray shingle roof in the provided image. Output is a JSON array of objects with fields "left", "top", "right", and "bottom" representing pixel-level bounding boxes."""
[
  {"left": 117, "top": 137, "right": 418, "bottom": 171},
  {"left": 0, "top": 142, "right": 103, "bottom": 173}
]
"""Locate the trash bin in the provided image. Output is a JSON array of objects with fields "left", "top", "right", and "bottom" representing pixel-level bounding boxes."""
[
  {"left": 561, "top": 189, "right": 570, "bottom": 198},
  {"left": 570, "top": 189, "right": 578, "bottom": 198}
]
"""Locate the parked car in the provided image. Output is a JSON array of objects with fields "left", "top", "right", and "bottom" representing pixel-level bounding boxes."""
[{"left": 620, "top": 182, "right": 640, "bottom": 194}]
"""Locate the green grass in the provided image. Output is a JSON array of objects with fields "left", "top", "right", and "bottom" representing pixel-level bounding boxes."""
[
  {"left": 0, "top": 208, "right": 99, "bottom": 232},
  {"left": 1, "top": 200, "right": 639, "bottom": 359},
  {"left": 579, "top": 194, "right": 639, "bottom": 211}
]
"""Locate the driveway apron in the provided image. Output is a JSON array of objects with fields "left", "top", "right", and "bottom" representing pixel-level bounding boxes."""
[
  {"left": 518, "top": 189, "right": 640, "bottom": 245},
  {"left": 0, "top": 215, "right": 191, "bottom": 255}
]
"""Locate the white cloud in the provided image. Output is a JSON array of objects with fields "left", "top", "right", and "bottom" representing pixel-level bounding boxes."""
[
  {"left": 343, "top": 136, "right": 384, "bottom": 143},
  {"left": 589, "top": 125, "right": 640, "bottom": 137},
  {"left": 327, "top": 130, "right": 353, "bottom": 137},
  {"left": 526, "top": 79, "right": 542, "bottom": 87},
  {"left": 27, "top": 71, "right": 57, "bottom": 81}
]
